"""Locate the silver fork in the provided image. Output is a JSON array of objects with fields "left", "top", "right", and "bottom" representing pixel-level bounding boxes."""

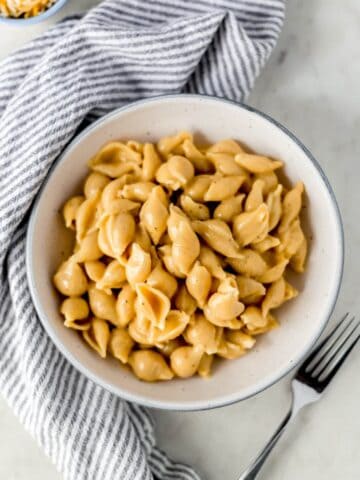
[{"left": 238, "top": 313, "right": 360, "bottom": 480}]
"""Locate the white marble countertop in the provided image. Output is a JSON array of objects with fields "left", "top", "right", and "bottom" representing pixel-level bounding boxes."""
[{"left": 1, "top": 1, "right": 360, "bottom": 479}]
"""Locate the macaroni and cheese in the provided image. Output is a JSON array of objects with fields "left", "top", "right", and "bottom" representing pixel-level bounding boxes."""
[
  {"left": 53, "top": 132, "right": 308, "bottom": 382},
  {"left": 0, "top": 0, "right": 55, "bottom": 18}
]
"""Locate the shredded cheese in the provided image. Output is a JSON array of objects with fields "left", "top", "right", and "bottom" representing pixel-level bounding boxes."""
[{"left": 0, "top": 0, "right": 56, "bottom": 18}]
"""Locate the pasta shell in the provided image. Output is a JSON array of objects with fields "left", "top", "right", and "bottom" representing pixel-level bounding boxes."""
[
  {"left": 129, "top": 310, "right": 189, "bottom": 344},
  {"left": 142, "top": 143, "right": 162, "bottom": 181},
  {"left": 127, "top": 140, "right": 143, "bottom": 153},
  {"left": 170, "top": 345, "right": 204, "bottom": 378},
  {"left": 146, "top": 263, "right": 178, "bottom": 299},
  {"left": 140, "top": 186, "right": 169, "bottom": 244},
  {"left": 100, "top": 199, "right": 139, "bottom": 224},
  {"left": 82, "top": 318, "right": 110, "bottom": 358},
  {"left": 236, "top": 276, "right": 266, "bottom": 304},
  {"left": 209, "top": 277, "right": 221, "bottom": 295},
  {"left": 245, "top": 179, "right": 264, "bottom": 211},
  {"left": 256, "top": 259, "right": 289, "bottom": 284},
  {"left": 96, "top": 260, "right": 126, "bottom": 293},
  {"left": 92, "top": 161, "right": 141, "bottom": 178},
  {"left": 277, "top": 218, "right": 305, "bottom": 259},
  {"left": 116, "top": 285, "right": 136, "bottom": 327},
  {"left": 84, "top": 172, "right": 110, "bottom": 198},
  {"left": 157, "top": 131, "right": 192, "bottom": 157},
  {"left": 206, "top": 152, "right": 246, "bottom": 176},
  {"left": 179, "top": 194, "right": 210, "bottom": 221},
  {"left": 158, "top": 245, "right": 186, "bottom": 278},
  {"left": 60, "top": 297, "right": 90, "bottom": 331},
  {"left": 90, "top": 142, "right": 142, "bottom": 166},
  {"left": 129, "top": 350, "right": 174, "bottom": 381},
  {"left": 255, "top": 171, "right": 278, "bottom": 194},
  {"left": 279, "top": 182, "right": 304, "bottom": 233},
  {"left": 182, "top": 139, "right": 213, "bottom": 173},
  {"left": 128, "top": 320, "right": 152, "bottom": 346},
  {"left": 153, "top": 310, "right": 190, "bottom": 343},
  {"left": 133, "top": 224, "right": 152, "bottom": 253},
  {"left": 101, "top": 176, "right": 140, "bottom": 216},
  {"left": 174, "top": 284, "right": 197, "bottom": 315},
  {"left": 204, "top": 175, "right": 244, "bottom": 201},
  {"left": 73, "top": 231, "right": 103, "bottom": 263},
  {"left": 227, "top": 249, "right": 268, "bottom": 277},
  {"left": 217, "top": 339, "right": 246, "bottom": 359},
  {"left": 88, "top": 284, "right": 118, "bottom": 325},
  {"left": 213, "top": 194, "right": 245, "bottom": 223},
  {"left": 290, "top": 237, "right": 307, "bottom": 273},
  {"left": 173, "top": 221, "right": 200, "bottom": 274},
  {"left": 135, "top": 283, "right": 171, "bottom": 330},
  {"left": 226, "top": 330, "right": 256, "bottom": 349},
  {"left": 122, "top": 182, "right": 156, "bottom": 202},
  {"left": 99, "top": 212, "right": 135, "bottom": 260},
  {"left": 241, "top": 306, "right": 267, "bottom": 329},
  {"left": 207, "top": 139, "right": 243, "bottom": 155},
  {"left": 267, "top": 184, "right": 283, "bottom": 231},
  {"left": 184, "top": 313, "right": 223, "bottom": 354},
  {"left": 89, "top": 142, "right": 142, "bottom": 177},
  {"left": 84, "top": 261, "right": 106, "bottom": 283},
  {"left": 126, "top": 243, "right": 152, "bottom": 286},
  {"left": 205, "top": 291, "right": 244, "bottom": 324},
  {"left": 186, "top": 261, "right": 212, "bottom": 307},
  {"left": 167, "top": 155, "right": 195, "bottom": 186},
  {"left": 184, "top": 175, "right": 212, "bottom": 202},
  {"left": 75, "top": 192, "right": 101, "bottom": 242},
  {"left": 156, "top": 338, "right": 184, "bottom": 357},
  {"left": 199, "top": 246, "right": 226, "bottom": 280},
  {"left": 168, "top": 206, "right": 200, "bottom": 275},
  {"left": 233, "top": 203, "right": 269, "bottom": 246},
  {"left": 155, "top": 163, "right": 181, "bottom": 190},
  {"left": 261, "top": 277, "right": 286, "bottom": 317},
  {"left": 197, "top": 353, "right": 214, "bottom": 378},
  {"left": 217, "top": 275, "right": 239, "bottom": 295},
  {"left": 149, "top": 246, "right": 162, "bottom": 267},
  {"left": 109, "top": 214, "right": 136, "bottom": 259},
  {"left": 192, "top": 219, "right": 242, "bottom": 258},
  {"left": 284, "top": 281, "right": 299, "bottom": 301},
  {"left": 63, "top": 195, "right": 84, "bottom": 230},
  {"left": 244, "top": 313, "right": 279, "bottom": 335},
  {"left": 235, "top": 152, "right": 283, "bottom": 173},
  {"left": 109, "top": 328, "right": 134, "bottom": 364},
  {"left": 97, "top": 225, "right": 114, "bottom": 258},
  {"left": 53, "top": 260, "right": 88, "bottom": 297},
  {"left": 166, "top": 205, "right": 187, "bottom": 238},
  {"left": 252, "top": 235, "right": 280, "bottom": 253}
]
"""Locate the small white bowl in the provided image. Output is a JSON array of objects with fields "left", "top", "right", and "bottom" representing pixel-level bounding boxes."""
[{"left": 26, "top": 95, "right": 344, "bottom": 411}]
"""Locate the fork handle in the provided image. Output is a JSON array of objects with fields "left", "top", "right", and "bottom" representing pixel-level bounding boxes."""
[{"left": 237, "top": 409, "right": 293, "bottom": 480}]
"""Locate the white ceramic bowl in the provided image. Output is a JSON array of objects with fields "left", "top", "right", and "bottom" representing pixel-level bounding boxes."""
[
  {"left": 0, "top": 0, "right": 68, "bottom": 25},
  {"left": 26, "top": 95, "right": 344, "bottom": 411}
]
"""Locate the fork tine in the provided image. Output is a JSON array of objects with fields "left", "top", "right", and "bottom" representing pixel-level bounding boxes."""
[
  {"left": 297, "top": 312, "right": 349, "bottom": 375},
  {"left": 309, "top": 315, "right": 355, "bottom": 375},
  {"left": 315, "top": 318, "right": 359, "bottom": 378},
  {"left": 318, "top": 331, "right": 360, "bottom": 389}
]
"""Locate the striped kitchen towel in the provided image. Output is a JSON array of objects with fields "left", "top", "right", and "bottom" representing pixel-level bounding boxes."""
[{"left": 0, "top": 1, "right": 284, "bottom": 479}]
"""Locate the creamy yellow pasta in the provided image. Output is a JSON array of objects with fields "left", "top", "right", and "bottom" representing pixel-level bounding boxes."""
[{"left": 54, "top": 133, "right": 308, "bottom": 382}]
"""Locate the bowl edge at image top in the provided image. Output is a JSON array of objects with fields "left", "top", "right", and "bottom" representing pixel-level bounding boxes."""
[
  {"left": 0, "top": 0, "right": 68, "bottom": 25},
  {"left": 25, "top": 94, "right": 344, "bottom": 411}
]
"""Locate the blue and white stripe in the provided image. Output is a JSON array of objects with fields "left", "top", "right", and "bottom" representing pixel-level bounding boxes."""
[{"left": 0, "top": 1, "right": 284, "bottom": 478}]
